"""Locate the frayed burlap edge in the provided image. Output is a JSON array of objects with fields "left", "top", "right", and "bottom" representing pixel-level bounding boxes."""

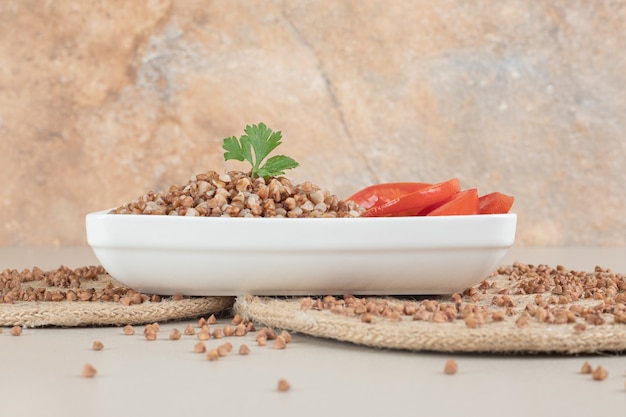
[
  {"left": 1, "top": 297, "right": 234, "bottom": 327},
  {"left": 234, "top": 295, "right": 626, "bottom": 354}
]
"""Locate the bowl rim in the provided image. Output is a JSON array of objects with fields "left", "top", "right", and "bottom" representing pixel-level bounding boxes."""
[
  {"left": 88, "top": 208, "right": 517, "bottom": 220},
  {"left": 86, "top": 209, "right": 517, "bottom": 251}
]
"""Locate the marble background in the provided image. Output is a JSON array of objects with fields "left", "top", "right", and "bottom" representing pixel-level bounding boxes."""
[{"left": 1, "top": 0, "right": 625, "bottom": 246}]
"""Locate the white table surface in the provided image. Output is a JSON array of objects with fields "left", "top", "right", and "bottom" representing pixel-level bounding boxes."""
[{"left": 1, "top": 246, "right": 625, "bottom": 417}]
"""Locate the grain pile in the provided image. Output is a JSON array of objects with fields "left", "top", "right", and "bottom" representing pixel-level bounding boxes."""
[
  {"left": 234, "top": 262, "right": 626, "bottom": 354},
  {"left": 0, "top": 265, "right": 234, "bottom": 327},
  {"left": 110, "top": 170, "right": 364, "bottom": 218},
  {"left": 1, "top": 265, "right": 155, "bottom": 305}
]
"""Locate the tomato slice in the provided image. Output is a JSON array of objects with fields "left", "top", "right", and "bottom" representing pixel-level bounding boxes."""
[
  {"left": 362, "top": 178, "right": 461, "bottom": 217},
  {"left": 426, "top": 188, "right": 479, "bottom": 216},
  {"left": 346, "top": 182, "right": 431, "bottom": 211},
  {"left": 478, "top": 192, "right": 514, "bottom": 214}
]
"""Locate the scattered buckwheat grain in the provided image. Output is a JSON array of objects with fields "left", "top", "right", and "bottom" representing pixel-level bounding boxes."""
[
  {"left": 217, "top": 344, "right": 230, "bottom": 357},
  {"left": 432, "top": 311, "right": 448, "bottom": 323},
  {"left": 592, "top": 366, "right": 608, "bottom": 381},
  {"left": 300, "top": 298, "right": 313, "bottom": 309},
  {"left": 82, "top": 363, "right": 97, "bottom": 378},
  {"left": 262, "top": 327, "right": 276, "bottom": 340},
  {"left": 234, "top": 323, "right": 247, "bottom": 336},
  {"left": 169, "top": 328, "right": 181, "bottom": 340},
  {"left": 123, "top": 325, "right": 135, "bottom": 335},
  {"left": 144, "top": 324, "right": 157, "bottom": 335},
  {"left": 207, "top": 349, "right": 219, "bottom": 361},
  {"left": 239, "top": 344, "right": 251, "bottom": 355},
  {"left": 207, "top": 314, "right": 217, "bottom": 325},
  {"left": 279, "top": 330, "right": 292, "bottom": 343},
  {"left": 223, "top": 325, "right": 236, "bottom": 337},
  {"left": 193, "top": 341, "right": 206, "bottom": 353},
  {"left": 464, "top": 315, "right": 478, "bottom": 328},
  {"left": 92, "top": 340, "right": 104, "bottom": 351},
  {"left": 273, "top": 335, "right": 287, "bottom": 350},
  {"left": 444, "top": 359, "right": 458, "bottom": 375},
  {"left": 10, "top": 326, "right": 22, "bottom": 336},
  {"left": 515, "top": 316, "right": 529, "bottom": 328},
  {"left": 184, "top": 323, "right": 195, "bottom": 335},
  {"left": 277, "top": 379, "right": 291, "bottom": 392},
  {"left": 580, "top": 361, "right": 593, "bottom": 374}
]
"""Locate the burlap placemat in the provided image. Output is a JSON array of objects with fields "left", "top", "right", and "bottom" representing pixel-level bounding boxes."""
[
  {"left": 0, "top": 265, "right": 234, "bottom": 327},
  {"left": 235, "top": 263, "right": 626, "bottom": 354}
]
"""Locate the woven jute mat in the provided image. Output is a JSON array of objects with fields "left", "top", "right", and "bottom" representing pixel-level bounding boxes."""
[
  {"left": 0, "top": 265, "right": 234, "bottom": 327},
  {"left": 235, "top": 263, "right": 626, "bottom": 354}
]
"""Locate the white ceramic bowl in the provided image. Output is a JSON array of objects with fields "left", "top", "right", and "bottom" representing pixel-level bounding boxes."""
[{"left": 86, "top": 210, "right": 517, "bottom": 296}]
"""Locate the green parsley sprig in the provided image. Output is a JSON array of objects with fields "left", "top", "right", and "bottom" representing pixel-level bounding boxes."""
[{"left": 222, "top": 123, "right": 299, "bottom": 178}]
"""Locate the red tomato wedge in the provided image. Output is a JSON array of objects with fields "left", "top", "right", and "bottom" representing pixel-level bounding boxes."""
[
  {"left": 346, "top": 182, "right": 431, "bottom": 211},
  {"left": 362, "top": 178, "right": 461, "bottom": 217},
  {"left": 478, "top": 192, "right": 514, "bottom": 214},
  {"left": 426, "top": 188, "right": 479, "bottom": 216}
]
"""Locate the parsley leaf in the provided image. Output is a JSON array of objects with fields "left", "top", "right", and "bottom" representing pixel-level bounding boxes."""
[{"left": 222, "top": 123, "right": 299, "bottom": 178}]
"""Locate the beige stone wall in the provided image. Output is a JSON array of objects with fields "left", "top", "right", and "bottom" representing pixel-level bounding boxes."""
[{"left": 1, "top": 0, "right": 625, "bottom": 246}]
